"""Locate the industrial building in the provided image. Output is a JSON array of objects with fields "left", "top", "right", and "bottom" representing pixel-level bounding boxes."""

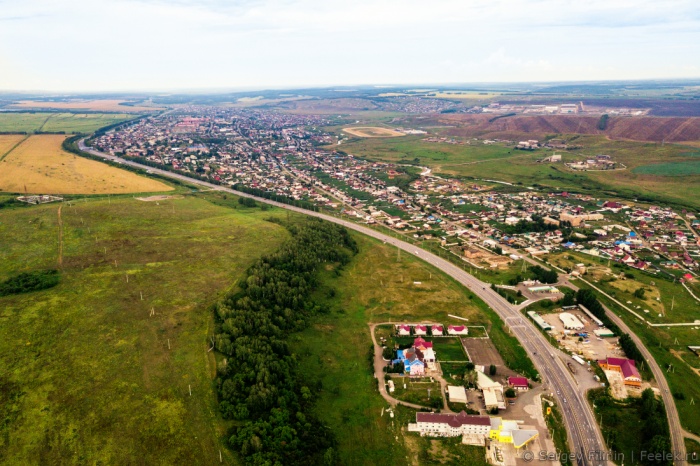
[
  {"left": 527, "top": 311, "right": 552, "bottom": 331},
  {"left": 559, "top": 312, "right": 585, "bottom": 330}
]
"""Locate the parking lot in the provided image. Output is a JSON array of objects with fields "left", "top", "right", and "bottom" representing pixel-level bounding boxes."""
[{"left": 539, "top": 310, "right": 624, "bottom": 362}]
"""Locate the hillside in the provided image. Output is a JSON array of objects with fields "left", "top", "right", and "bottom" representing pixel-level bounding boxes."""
[{"left": 437, "top": 114, "right": 700, "bottom": 143}]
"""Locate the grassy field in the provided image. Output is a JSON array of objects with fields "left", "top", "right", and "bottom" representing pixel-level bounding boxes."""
[
  {"left": 0, "top": 195, "right": 289, "bottom": 464},
  {"left": 632, "top": 160, "right": 700, "bottom": 176},
  {"left": 336, "top": 132, "right": 700, "bottom": 209},
  {"left": 289, "top": 232, "right": 538, "bottom": 465},
  {"left": 395, "top": 336, "right": 468, "bottom": 361},
  {"left": 9, "top": 99, "right": 164, "bottom": 112},
  {"left": 0, "top": 135, "right": 172, "bottom": 194},
  {"left": 0, "top": 112, "right": 133, "bottom": 133}
]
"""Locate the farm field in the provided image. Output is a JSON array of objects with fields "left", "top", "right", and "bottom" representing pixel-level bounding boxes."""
[
  {"left": 0, "top": 134, "right": 26, "bottom": 161},
  {"left": 0, "top": 112, "right": 133, "bottom": 133},
  {"left": 0, "top": 195, "right": 290, "bottom": 464},
  {"left": 343, "top": 126, "right": 405, "bottom": 137},
  {"left": 9, "top": 99, "right": 164, "bottom": 112},
  {"left": 0, "top": 135, "right": 172, "bottom": 194}
]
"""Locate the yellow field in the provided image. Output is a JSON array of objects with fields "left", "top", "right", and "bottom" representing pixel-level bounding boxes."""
[
  {"left": 0, "top": 134, "right": 26, "bottom": 161},
  {"left": 10, "top": 99, "right": 164, "bottom": 112},
  {"left": 343, "top": 126, "right": 405, "bottom": 138},
  {"left": 0, "top": 135, "right": 172, "bottom": 194}
]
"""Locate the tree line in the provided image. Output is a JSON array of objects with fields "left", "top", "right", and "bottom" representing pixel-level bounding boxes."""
[{"left": 213, "top": 219, "right": 358, "bottom": 465}]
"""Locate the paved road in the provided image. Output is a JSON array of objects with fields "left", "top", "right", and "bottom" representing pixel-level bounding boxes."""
[
  {"left": 535, "top": 254, "right": 689, "bottom": 465},
  {"left": 80, "top": 140, "right": 609, "bottom": 466},
  {"left": 574, "top": 276, "right": 688, "bottom": 465}
]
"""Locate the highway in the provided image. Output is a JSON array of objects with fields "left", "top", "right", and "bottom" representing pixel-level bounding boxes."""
[{"left": 80, "top": 139, "right": 610, "bottom": 465}]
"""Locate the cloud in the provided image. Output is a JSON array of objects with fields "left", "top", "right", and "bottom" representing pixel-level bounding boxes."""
[{"left": 0, "top": 0, "right": 698, "bottom": 90}]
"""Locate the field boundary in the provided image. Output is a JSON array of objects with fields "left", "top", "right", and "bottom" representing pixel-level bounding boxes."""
[{"left": 0, "top": 135, "right": 29, "bottom": 163}]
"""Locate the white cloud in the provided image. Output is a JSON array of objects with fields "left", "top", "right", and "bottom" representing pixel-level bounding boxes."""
[{"left": 0, "top": 0, "right": 698, "bottom": 91}]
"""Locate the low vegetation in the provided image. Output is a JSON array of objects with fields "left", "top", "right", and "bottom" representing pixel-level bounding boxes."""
[{"left": 0, "top": 269, "right": 59, "bottom": 296}]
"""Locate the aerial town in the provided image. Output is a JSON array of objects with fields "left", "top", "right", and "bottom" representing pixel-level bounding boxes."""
[{"left": 91, "top": 107, "right": 699, "bottom": 286}]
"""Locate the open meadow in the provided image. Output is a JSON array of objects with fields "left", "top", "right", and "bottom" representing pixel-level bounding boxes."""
[
  {"left": 337, "top": 133, "right": 700, "bottom": 209},
  {"left": 9, "top": 99, "right": 164, "bottom": 113},
  {"left": 0, "top": 135, "right": 172, "bottom": 194},
  {"left": 0, "top": 112, "right": 133, "bottom": 133},
  {"left": 0, "top": 195, "right": 290, "bottom": 464}
]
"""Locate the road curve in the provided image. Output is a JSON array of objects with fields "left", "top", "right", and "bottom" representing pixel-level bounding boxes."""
[{"left": 79, "top": 139, "right": 609, "bottom": 465}]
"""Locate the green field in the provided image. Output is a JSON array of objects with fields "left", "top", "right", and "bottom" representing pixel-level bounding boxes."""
[
  {"left": 0, "top": 112, "right": 133, "bottom": 133},
  {"left": 336, "top": 132, "right": 700, "bottom": 209},
  {"left": 0, "top": 185, "right": 539, "bottom": 464},
  {"left": 0, "top": 194, "right": 289, "bottom": 464},
  {"left": 632, "top": 160, "right": 700, "bottom": 176}
]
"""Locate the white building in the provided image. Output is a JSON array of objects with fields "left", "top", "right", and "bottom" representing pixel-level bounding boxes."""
[
  {"left": 477, "top": 370, "right": 506, "bottom": 410},
  {"left": 559, "top": 312, "right": 584, "bottom": 330},
  {"left": 447, "top": 385, "right": 468, "bottom": 404},
  {"left": 408, "top": 411, "right": 491, "bottom": 438}
]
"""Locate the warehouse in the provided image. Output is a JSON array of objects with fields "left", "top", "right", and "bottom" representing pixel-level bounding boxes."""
[
  {"left": 527, "top": 311, "right": 552, "bottom": 331},
  {"left": 559, "top": 312, "right": 584, "bottom": 330}
]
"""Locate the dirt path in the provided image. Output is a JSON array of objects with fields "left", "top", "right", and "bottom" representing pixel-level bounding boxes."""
[
  {"left": 368, "top": 322, "right": 437, "bottom": 411},
  {"left": 0, "top": 135, "right": 29, "bottom": 163},
  {"left": 57, "top": 205, "right": 63, "bottom": 268}
]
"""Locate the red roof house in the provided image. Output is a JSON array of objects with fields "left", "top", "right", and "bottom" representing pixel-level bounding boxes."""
[
  {"left": 508, "top": 376, "right": 529, "bottom": 390},
  {"left": 598, "top": 357, "right": 641, "bottom": 387}
]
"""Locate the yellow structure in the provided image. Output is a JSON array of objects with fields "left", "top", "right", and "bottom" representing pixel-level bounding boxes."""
[{"left": 488, "top": 418, "right": 539, "bottom": 449}]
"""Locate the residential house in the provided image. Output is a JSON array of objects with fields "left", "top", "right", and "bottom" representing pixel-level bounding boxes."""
[{"left": 447, "top": 325, "right": 469, "bottom": 336}]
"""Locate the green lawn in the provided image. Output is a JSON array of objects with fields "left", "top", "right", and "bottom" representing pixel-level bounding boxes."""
[
  {"left": 0, "top": 194, "right": 289, "bottom": 464},
  {"left": 394, "top": 336, "right": 467, "bottom": 361},
  {"left": 0, "top": 112, "right": 133, "bottom": 133}
]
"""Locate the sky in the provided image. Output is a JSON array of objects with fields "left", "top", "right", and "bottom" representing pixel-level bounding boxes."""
[{"left": 1, "top": 0, "right": 699, "bottom": 92}]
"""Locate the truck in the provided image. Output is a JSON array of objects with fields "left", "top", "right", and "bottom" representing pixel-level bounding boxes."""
[
  {"left": 567, "top": 362, "right": 577, "bottom": 374},
  {"left": 572, "top": 355, "right": 586, "bottom": 366}
]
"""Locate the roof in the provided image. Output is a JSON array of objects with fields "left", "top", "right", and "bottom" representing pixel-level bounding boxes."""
[
  {"left": 508, "top": 377, "right": 528, "bottom": 387},
  {"left": 448, "top": 325, "right": 466, "bottom": 331},
  {"left": 414, "top": 337, "right": 433, "bottom": 349},
  {"left": 512, "top": 430, "right": 539, "bottom": 448},
  {"left": 416, "top": 411, "right": 490, "bottom": 428},
  {"left": 447, "top": 385, "right": 467, "bottom": 402},
  {"left": 599, "top": 357, "right": 641, "bottom": 380}
]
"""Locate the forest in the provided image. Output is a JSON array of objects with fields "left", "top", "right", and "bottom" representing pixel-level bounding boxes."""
[{"left": 212, "top": 218, "right": 358, "bottom": 465}]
